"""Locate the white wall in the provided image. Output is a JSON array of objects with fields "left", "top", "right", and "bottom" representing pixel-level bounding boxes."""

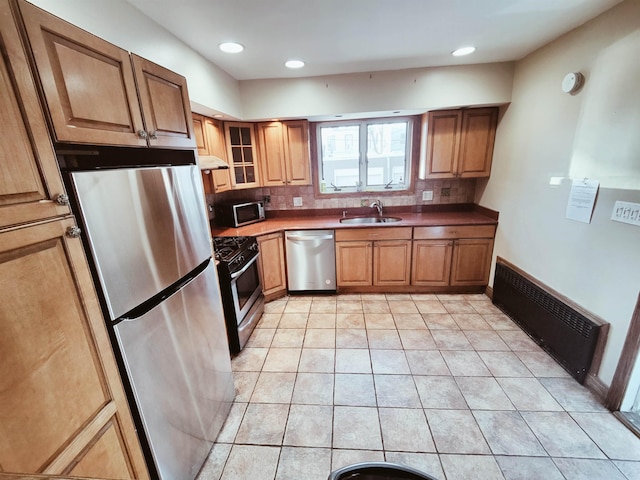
[
  {"left": 239, "top": 63, "right": 514, "bottom": 121},
  {"left": 477, "top": 0, "right": 640, "bottom": 385},
  {"left": 26, "top": 0, "right": 243, "bottom": 119}
]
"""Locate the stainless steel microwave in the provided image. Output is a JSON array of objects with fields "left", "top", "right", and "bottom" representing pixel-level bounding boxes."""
[{"left": 214, "top": 200, "right": 265, "bottom": 227}]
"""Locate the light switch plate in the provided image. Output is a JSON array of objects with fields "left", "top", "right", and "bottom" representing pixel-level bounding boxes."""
[
  {"left": 422, "top": 190, "right": 433, "bottom": 201},
  {"left": 293, "top": 196, "right": 303, "bottom": 207},
  {"left": 611, "top": 201, "right": 640, "bottom": 226}
]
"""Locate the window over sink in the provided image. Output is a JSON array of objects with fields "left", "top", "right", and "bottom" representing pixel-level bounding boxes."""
[{"left": 316, "top": 117, "right": 413, "bottom": 194}]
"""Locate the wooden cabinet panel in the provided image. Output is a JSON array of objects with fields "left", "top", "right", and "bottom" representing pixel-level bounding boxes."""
[
  {"left": 257, "top": 122, "right": 286, "bottom": 186},
  {"left": 336, "top": 241, "right": 372, "bottom": 286},
  {"left": 424, "top": 107, "right": 497, "bottom": 179},
  {"left": 67, "top": 420, "right": 132, "bottom": 479},
  {"left": 458, "top": 108, "right": 498, "bottom": 177},
  {"left": 0, "top": 0, "right": 69, "bottom": 229},
  {"left": 0, "top": 218, "right": 147, "bottom": 478},
  {"left": 205, "top": 117, "right": 228, "bottom": 160},
  {"left": 282, "top": 120, "right": 311, "bottom": 185},
  {"left": 451, "top": 238, "right": 494, "bottom": 286},
  {"left": 192, "top": 114, "right": 208, "bottom": 155},
  {"left": 335, "top": 227, "right": 412, "bottom": 242},
  {"left": 425, "top": 110, "right": 461, "bottom": 178},
  {"left": 18, "top": 0, "right": 146, "bottom": 147},
  {"left": 411, "top": 240, "right": 453, "bottom": 286},
  {"left": 257, "top": 232, "right": 287, "bottom": 298},
  {"left": 131, "top": 54, "right": 194, "bottom": 149},
  {"left": 257, "top": 120, "right": 311, "bottom": 187},
  {"left": 373, "top": 240, "right": 411, "bottom": 286},
  {"left": 414, "top": 224, "right": 496, "bottom": 240}
]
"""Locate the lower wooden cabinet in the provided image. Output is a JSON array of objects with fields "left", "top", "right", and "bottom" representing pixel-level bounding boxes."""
[
  {"left": 336, "top": 240, "right": 372, "bottom": 286},
  {"left": 336, "top": 228, "right": 412, "bottom": 287},
  {"left": 450, "top": 238, "right": 494, "bottom": 286},
  {"left": 411, "top": 240, "right": 453, "bottom": 286},
  {"left": 257, "top": 232, "right": 287, "bottom": 299},
  {"left": 0, "top": 218, "right": 148, "bottom": 478},
  {"left": 413, "top": 225, "right": 495, "bottom": 287}
]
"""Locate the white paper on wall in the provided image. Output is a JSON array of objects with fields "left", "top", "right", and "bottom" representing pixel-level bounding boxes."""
[{"left": 566, "top": 178, "right": 599, "bottom": 223}]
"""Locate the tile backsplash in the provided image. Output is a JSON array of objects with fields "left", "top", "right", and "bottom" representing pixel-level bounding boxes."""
[{"left": 206, "top": 178, "right": 476, "bottom": 214}]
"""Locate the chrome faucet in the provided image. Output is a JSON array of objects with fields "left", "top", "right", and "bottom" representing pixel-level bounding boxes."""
[{"left": 370, "top": 199, "right": 383, "bottom": 216}]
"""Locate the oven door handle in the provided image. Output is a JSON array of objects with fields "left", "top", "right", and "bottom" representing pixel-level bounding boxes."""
[{"left": 229, "top": 252, "right": 260, "bottom": 280}]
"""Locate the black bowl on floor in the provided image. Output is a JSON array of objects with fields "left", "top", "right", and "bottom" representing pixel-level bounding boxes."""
[{"left": 328, "top": 462, "right": 439, "bottom": 480}]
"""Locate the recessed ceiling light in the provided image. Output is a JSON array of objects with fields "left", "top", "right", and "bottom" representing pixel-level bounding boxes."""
[
  {"left": 219, "top": 42, "right": 244, "bottom": 53},
  {"left": 285, "top": 60, "right": 305, "bottom": 69},
  {"left": 452, "top": 46, "right": 476, "bottom": 57}
]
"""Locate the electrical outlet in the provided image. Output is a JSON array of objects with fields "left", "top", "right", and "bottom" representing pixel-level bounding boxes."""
[
  {"left": 263, "top": 195, "right": 271, "bottom": 204},
  {"left": 293, "top": 196, "right": 303, "bottom": 207},
  {"left": 441, "top": 187, "right": 450, "bottom": 197},
  {"left": 422, "top": 190, "right": 433, "bottom": 201}
]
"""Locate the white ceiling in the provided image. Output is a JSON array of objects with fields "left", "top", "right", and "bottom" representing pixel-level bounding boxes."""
[{"left": 124, "top": 0, "right": 622, "bottom": 81}]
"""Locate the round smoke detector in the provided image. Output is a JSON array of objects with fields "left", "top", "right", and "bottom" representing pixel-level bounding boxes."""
[{"left": 562, "top": 72, "right": 584, "bottom": 94}]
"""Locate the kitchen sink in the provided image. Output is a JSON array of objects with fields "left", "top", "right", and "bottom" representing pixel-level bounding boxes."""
[{"left": 339, "top": 216, "right": 402, "bottom": 224}]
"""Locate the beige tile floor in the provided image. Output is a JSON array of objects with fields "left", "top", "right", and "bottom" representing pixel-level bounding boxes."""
[{"left": 197, "top": 293, "right": 640, "bottom": 480}]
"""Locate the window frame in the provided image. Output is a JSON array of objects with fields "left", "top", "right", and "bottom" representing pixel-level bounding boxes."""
[{"left": 314, "top": 116, "right": 415, "bottom": 195}]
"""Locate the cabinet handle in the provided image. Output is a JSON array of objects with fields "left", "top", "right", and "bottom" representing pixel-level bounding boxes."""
[
  {"left": 137, "top": 130, "right": 148, "bottom": 139},
  {"left": 149, "top": 130, "right": 158, "bottom": 139},
  {"left": 282, "top": 180, "right": 287, "bottom": 184},
  {"left": 66, "top": 226, "right": 81, "bottom": 238},
  {"left": 55, "top": 193, "right": 69, "bottom": 206}
]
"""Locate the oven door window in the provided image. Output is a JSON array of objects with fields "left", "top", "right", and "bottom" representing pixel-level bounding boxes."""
[{"left": 235, "top": 260, "right": 260, "bottom": 313}]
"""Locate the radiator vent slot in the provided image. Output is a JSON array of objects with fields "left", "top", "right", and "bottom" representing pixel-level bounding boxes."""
[{"left": 493, "top": 260, "right": 605, "bottom": 384}]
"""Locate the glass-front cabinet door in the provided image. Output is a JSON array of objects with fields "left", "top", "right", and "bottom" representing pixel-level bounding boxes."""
[{"left": 225, "top": 122, "right": 260, "bottom": 189}]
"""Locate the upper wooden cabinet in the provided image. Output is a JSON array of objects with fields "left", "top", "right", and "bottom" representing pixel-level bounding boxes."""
[
  {"left": 131, "top": 54, "right": 195, "bottom": 149},
  {"left": 257, "top": 120, "right": 311, "bottom": 186},
  {"left": 225, "top": 122, "right": 260, "bottom": 189},
  {"left": 0, "top": 0, "right": 69, "bottom": 229},
  {"left": 424, "top": 107, "right": 498, "bottom": 178},
  {"left": 18, "top": 0, "right": 194, "bottom": 149},
  {"left": 0, "top": 218, "right": 148, "bottom": 479},
  {"left": 193, "top": 113, "right": 231, "bottom": 194}
]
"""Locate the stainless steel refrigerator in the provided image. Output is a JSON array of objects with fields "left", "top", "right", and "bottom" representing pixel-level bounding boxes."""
[{"left": 69, "top": 164, "right": 234, "bottom": 480}]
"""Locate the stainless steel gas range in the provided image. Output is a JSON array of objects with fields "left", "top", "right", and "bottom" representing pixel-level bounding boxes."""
[{"left": 213, "top": 236, "right": 264, "bottom": 354}]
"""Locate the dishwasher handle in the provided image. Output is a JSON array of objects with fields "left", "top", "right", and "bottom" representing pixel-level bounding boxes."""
[{"left": 286, "top": 234, "right": 334, "bottom": 241}]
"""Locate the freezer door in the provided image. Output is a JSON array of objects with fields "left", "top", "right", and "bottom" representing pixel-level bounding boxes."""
[
  {"left": 114, "top": 261, "right": 234, "bottom": 480},
  {"left": 72, "top": 165, "right": 212, "bottom": 318}
]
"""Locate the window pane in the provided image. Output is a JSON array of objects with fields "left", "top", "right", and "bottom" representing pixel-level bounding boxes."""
[
  {"left": 229, "top": 127, "right": 240, "bottom": 145},
  {"left": 366, "top": 122, "right": 407, "bottom": 187},
  {"left": 320, "top": 125, "right": 360, "bottom": 188},
  {"left": 232, "top": 146, "right": 243, "bottom": 163}
]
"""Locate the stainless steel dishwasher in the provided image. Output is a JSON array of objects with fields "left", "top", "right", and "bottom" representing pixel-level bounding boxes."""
[{"left": 285, "top": 230, "right": 336, "bottom": 292}]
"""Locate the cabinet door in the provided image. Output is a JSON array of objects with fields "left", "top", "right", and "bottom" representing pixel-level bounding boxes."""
[
  {"left": 0, "top": 0, "right": 69, "bottom": 229},
  {"left": 257, "top": 122, "right": 286, "bottom": 186},
  {"left": 336, "top": 241, "right": 372, "bottom": 286},
  {"left": 425, "top": 110, "right": 461, "bottom": 178},
  {"left": 282, "top": 120, "right": 311, "bottom": 185},
  {"left": 458, "top": 107, "right": 498, "bottom": 177},
  {"left": 450, "top": 238, "right": 494, "bottom": 286},
  {"left": 411, "top": 240, "right": 453, "bottom": 286},
  {"left": 205, "top": 117, "right": 228, "bottom": 160},
  {"left": 225, "top": 122, "right": 260, "bottom": 189},
  {"left": 373, "top": 240, "right": 412, "bottom": 286},
  {"left": 257, "top": 232, "right": 287, "bottom": 297},
  {"left": 0, "top": 218, "right": 148, "bottom": 478},
  {"left": 192, "top": 113, "right": 209, "bottom": 155},
  {"left": 131, "top": 54, "right": 195, "bottom": 149},
  {"left": 18, "top": 0, "right": 146, "bottom": 147}
]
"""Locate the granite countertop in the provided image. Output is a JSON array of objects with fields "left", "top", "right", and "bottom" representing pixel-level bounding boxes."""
[{"left": 211, "top": 205, "right": 498, "bottom": 237}]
